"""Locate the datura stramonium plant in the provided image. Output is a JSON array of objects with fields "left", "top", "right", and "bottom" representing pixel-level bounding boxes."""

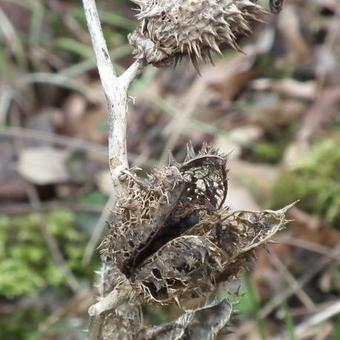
[
  {"left": 93, "top": 1, "right": 288, "bottom": 338},
  {"left": 129, "top": 0, "right": 284, "bottom": 68},
  {"left": 101, "top": 146, "right": 292, "bottom": 308}
]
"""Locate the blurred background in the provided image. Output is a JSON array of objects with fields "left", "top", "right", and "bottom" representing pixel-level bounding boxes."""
[{"left": 0, "top": 0, "right": 340, "bottom": 339}]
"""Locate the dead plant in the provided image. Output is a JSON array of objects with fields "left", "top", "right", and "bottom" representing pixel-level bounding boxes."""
[{"left": 81, "top": 1, "right": 288, "bottom": 339}]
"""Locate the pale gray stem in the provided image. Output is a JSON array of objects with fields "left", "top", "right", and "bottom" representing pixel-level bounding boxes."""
[
  {"left": 120, "top": 60, "right": 146, "bottom": 89},
  {"left": 88, "top": 288, "right": 128, "bottom": 317},
  {"left": 81, "top": 0, "right": 145, "bottom": 185},
  {"left": 81, "top": 0, "right": 117, "bottom": 81},
  {"left": 81, "top": 1, "right": 145, "bottom": 339}
]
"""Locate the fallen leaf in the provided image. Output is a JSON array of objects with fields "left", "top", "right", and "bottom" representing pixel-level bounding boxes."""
[{"left": 17, "top": 147, "right": 70, "bottom": 185}]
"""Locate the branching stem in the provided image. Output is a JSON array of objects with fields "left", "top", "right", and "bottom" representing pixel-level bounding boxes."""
[
  {"left": 81, "top": 1, "right": 145, "bottom": 339},
  {"left": 81, "top": 0, "right": 145, "bottom": 186}
]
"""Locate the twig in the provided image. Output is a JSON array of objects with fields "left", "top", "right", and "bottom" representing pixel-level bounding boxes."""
[
  {"left": 268, "top": 250, "right": 315, "bottom": 310},
  {"left": 81, "top": 0, "right": 145, "bottom": 182},
  {"left": 120, "top": 59, "right": 146, "bottom": 90},
  {"left": 260, "top": 246, "right": 340, "bottom": 318},
  {"left": 88, "top": 276, "right": 133, "bottom": 340},
  {"left": 277, "top": 234, "right": 340, "bottom": 259},
  {"left": 88, "top": 284, "right": 129, "bottom": 317},
  {"left": 81, "top": 1, "right": 146, "bottom": 338},
  {"left": 273, "top": 300, "right": 340, "bottom": 340},
  {"left": 293, "top": 300, "right": 340, "bottom": 337},
  {"left": 82, "top": 0, "right": 125, "bottom": 182}
]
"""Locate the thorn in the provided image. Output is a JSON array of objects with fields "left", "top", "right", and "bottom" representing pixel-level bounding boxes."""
[
  {"left": 192, "top": 42, "right": 202, "bottom": 61},
  {"left": 190, "top": 55, "right": 201, "bottom": 75},
  {"left": 275, "top": 201, "right": 299, "bottom": 214},
  {"left": 168, "top": 152, "right": 179, "bottom": 167},
  {"left": 186, "top": 141, "right": 196, "bottom": 160},
  {"left": 207, "top": 50, "right": 214, "bottom": 65},
  {"left": 211, "top": 39, "right": 222, "bottom": 55}
]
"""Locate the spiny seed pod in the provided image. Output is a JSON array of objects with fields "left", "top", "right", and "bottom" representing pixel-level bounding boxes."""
[
  {"left": 101, "top": 145, "right": 292, "bottom": 305},
  {"left": 128, "top": 0, "right": 267, "bottom": 68},
  {"left": 101, "top": 144, "right": 228, "bottom": 278}
]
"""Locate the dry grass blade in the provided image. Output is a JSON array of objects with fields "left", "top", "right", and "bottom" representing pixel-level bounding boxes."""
[
  {"left": 260, "top": 246, "right": 340, "bottom": 319},
  {"left": 273, "top": 300, "right": 340, "bottom": 340},
  {"left": 268, "top": 249, "right": 315, "bottom": 310}
]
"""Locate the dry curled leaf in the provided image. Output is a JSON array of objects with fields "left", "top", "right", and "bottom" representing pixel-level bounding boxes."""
[{"left": 101, "top": 145, "right": 292, "bottom": 305}]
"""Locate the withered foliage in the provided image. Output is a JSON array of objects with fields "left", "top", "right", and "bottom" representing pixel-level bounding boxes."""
[
  {"left": 128, "top": 0, "right": 269, "bottom": 68},
  {"left": 100, "top": 297, "right": 233, "bottom": 340},
  {"left": 140, "top": 298, "right": 233, "bottom": 340},
  {"left": 101, "top": 145, "right": 291, "bottom": 306}
]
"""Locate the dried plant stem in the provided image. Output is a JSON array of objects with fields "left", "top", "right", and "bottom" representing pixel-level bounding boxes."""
[
  {"left": 260, "top": 246, "right": 340, "bottom": 318},
  {"left": 81, "top": 0, "right": 145, "bottom": 185},
  {"left": 81, "top": 0, "right": 145, "bottom": 338},
  {"left": 273, "top": 300, "right": 340, "bottom": 340},
  {"left": 269, "top": 250, "right": 315, "bottom": 310},
  {"left": 80, "top": 1, "right": 289, "bottom": 340}
]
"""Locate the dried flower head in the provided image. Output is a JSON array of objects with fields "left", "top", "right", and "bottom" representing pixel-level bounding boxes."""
[
  {"left": 128, "top": 0, "right": 267, "bottom": 68},
  {"left": 101, "top": 145, "right": 292, "bottom": 305}
]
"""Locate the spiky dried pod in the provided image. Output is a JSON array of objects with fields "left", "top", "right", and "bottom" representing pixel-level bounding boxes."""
[
  {"left": 128, "top": 0, "right": 267, "bottom": 68},
  {"left": 101, "top": 145, "right": 292, "bottom": 305},
  {"left": 102, "top": 144, "right": 228, "bottom": 277},
  {"left": 131, "top": 206, "right": 290, "bottom": 303}
]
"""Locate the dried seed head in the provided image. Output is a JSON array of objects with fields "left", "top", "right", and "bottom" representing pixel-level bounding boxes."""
[
  {"left": 102, "top": 145, "right": 228, "bottom": 276},
  {"left": 102, "top": 145, "right": 292, "bottom": 305},
  {"left": 128, "top": 0, "right": 267, "bottom": 68}
]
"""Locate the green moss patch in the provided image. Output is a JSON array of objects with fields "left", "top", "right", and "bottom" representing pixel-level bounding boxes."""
[{"left": 271, "top": 139, "right": 340, "bottom": 226}]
